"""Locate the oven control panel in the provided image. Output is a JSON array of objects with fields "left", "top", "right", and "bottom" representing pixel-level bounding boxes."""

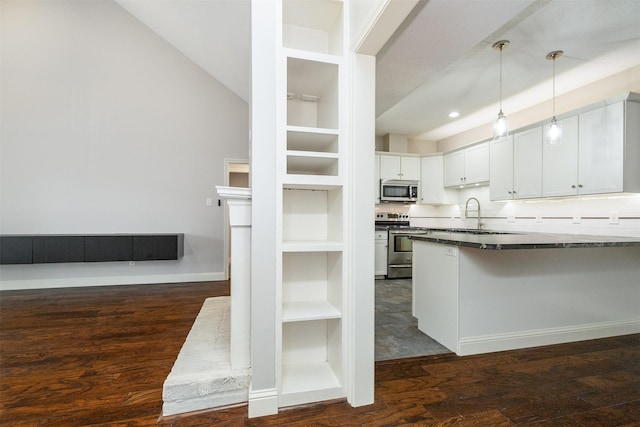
[{"left": 375, "top": 212, "right": 409, "bottom": 221}]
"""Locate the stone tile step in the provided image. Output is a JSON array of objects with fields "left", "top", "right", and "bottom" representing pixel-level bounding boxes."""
[{"left": 162, "top": 296, "right": 250, "bottom": 416}]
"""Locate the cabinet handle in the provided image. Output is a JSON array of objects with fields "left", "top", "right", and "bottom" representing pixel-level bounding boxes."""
[
  {"left": 571, "top": 185, "right": 576, "bottom": 189},
  {"left": 508, "top": 191, "right": 512, "bottom": 194},
  {"left": 513, "top": 191, "right": 517, "bottom": 194},
  {"left": 578, "top": 184, "right": 583, "bottom": 188}
]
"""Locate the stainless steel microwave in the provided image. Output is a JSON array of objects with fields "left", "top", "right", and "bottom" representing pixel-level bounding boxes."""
[{"left": 380, "top": 179, "right": 419, "bottom": 203}]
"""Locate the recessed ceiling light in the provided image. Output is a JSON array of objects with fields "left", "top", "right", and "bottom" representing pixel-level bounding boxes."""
[{"left": 448, "top": 111, "right": 460, "bottom": 118}]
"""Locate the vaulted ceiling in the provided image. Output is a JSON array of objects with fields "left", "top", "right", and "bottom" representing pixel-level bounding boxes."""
[{"left": 115, "top": 0, "right": 250, "bottom": 103}]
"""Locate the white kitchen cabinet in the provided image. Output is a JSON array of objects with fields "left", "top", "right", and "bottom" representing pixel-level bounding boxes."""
[
  {"left": 420, "top": 154, "right": 448, "bottom": 204},
  {"left": 444, "top": 141, "right": 489, "bottom": 188},
  {"left": 492, "top": 128, "right": 542, "bottom": 201},
  {"left": 374, "top": 230, "right": 387, "bottom": 277},
  {"left": 465, "top": 142, "right": 490, "bottom": 184},
  {"left": 379, "top": 155, "right": 420, "bottom": 181},
  {"left": 543, "top": 97, "right": 640, "bottom": 197},
  {"left": 542, "top": 116, "right": 579, "bottom": 197},
  {"left": 443, "top": 150, "right": 465, "bottom": 187},
  {"left": 513, "top": 127, "right": 543, "bottom": 199},
  {"left": 577, "top": 101, "right": 635, "bottom": 195},
  {"left": 374, "top": 155, "right": 380, "bottom": 203},
  {"left": 489, "top": 136, "right": 513, "bottom": 201}
]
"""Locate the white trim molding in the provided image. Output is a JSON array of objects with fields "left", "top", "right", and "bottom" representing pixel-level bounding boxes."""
[
  {"left": 248, "top": 387, "right": 278, "bottom": 418},
  {"left": 458, "top": 319, "right": 640, "bottom": 356},
  {"left": 0, "top": 272, "right": 225, "bottom": 291}
]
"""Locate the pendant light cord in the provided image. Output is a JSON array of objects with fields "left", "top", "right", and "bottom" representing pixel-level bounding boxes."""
[
  {"left": 552, "top": 54, "right": 556, "bottom": 119},
  {"left": 546, "top": 50, "right": 563, "bottom": 120},
  {"left": 499, "top": 46, "right": 503, "bottom": 113}
]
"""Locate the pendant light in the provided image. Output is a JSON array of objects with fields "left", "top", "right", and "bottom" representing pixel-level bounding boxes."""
[
  {"left": 492, "top": 40, "right": 510, "bottom": 140},
  {"left": 545, "top": 50, "right": 563, "bottom": 145}
]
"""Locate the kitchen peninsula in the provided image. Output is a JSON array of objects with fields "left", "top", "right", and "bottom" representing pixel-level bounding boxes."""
[{"left": 412, "top": 230, "right": 640, "bottom": 356}]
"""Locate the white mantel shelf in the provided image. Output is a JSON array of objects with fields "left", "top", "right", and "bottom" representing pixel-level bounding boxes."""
[{"left": 215, "top": 186, "right": 251, "bottom": 200}]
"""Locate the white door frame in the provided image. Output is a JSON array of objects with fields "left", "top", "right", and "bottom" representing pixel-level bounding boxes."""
[{"left": 223, "top": 158, "right": 250, "bottom": 280}]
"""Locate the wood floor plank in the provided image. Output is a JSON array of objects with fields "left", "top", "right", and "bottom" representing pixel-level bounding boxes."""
[{"left": 1, "top": 281, "right": 639, "bottom": 426}]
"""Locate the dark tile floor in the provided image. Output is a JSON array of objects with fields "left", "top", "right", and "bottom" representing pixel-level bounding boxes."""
[{"left": 375, "top": 278, "right": 450, "bottom": 360}]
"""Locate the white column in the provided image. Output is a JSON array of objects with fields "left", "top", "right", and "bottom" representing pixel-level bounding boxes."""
[
  {"left": 215, "top": 186, "right": 251, "bottom": 371},
  {"left": 247, "top": 0, "right": 279, "bottom": 418}
]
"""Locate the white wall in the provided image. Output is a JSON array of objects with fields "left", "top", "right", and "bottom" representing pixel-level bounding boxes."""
[{"left": 0, "top": 0, "right": 249, "bottom": 289}]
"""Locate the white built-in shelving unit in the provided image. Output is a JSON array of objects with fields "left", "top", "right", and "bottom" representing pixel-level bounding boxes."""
[{"left": 277, "top": 0, "right": 347, "bottom": 408}]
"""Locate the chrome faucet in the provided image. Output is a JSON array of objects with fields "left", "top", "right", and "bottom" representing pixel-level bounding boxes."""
[{"left": 465, "top": 197, "right": 482, "bottom": 230}]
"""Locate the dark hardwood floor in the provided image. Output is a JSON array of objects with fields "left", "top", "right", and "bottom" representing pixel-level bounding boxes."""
[{"left": 1, "top": 281, "right": 639, "bottom": 426}]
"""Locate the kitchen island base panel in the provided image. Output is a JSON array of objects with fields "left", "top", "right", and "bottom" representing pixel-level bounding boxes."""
[
  {"left": 413, "top": 242, "right": 640, "bottom": 356},
  {"left": 457, "top": 318, "right": 640, "bottom": 356}
]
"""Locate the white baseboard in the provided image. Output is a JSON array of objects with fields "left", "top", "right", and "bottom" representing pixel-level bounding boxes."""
[
  {"left": 458, "top": 319, "right": 640, "bottom": 356},
  {"left": 0, "top": 272, "right": 226, "bottom": 291},
  {"left": 248, "top": 387, "right": 278, "bottom": 418}
]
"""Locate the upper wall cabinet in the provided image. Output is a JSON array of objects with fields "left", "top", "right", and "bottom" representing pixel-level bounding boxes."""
[
  {"left": 420, "top": 154, "right": 448, "bottom": 204},
  {"left": 444, "top": 141, "right": 489, "bottom": 188},
  {"left": 489, "top": 136, "right": 514, "bottom": 200},
  {"left": 379, "top": 155, "right": 420, "bottom": 181},
  {"left": 491, "top": 127, "right": 543, "bottom": 200},
  {"left": 578, "top": 100, "right": 640, "bottom": 194},
  {"left": 543, "top": 97, "right": 640, "bottom": 197},
  {"left": 541, "top": 116, "right": 580, "bottom": 197},
  {"left": 374, "top": 155, "right": 380, "bottom": 203}
]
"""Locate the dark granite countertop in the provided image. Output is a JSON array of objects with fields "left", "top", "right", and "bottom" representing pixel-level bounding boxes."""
[{"left": 410, "top": 228, "right": 640, "bottom": 250}]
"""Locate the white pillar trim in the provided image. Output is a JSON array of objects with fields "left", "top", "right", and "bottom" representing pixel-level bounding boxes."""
[{"left": 216, "top": 186, "right": 252, "bottom": 371}]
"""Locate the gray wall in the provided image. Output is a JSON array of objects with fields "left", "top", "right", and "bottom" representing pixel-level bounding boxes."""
[{"left": 0, "top": 0, "right": 249, "bottom": 289}]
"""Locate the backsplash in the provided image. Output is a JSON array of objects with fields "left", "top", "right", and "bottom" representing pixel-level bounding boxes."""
[{"left": 408, "top": 186, "right": 640, "bottom": 237}]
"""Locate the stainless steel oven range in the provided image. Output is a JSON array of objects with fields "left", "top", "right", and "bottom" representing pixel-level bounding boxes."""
[
  {"left": 374, "top": 213, "right": 427, "bottom": 279},
  {"left": 387, "top": 227, "right": 427, "bottom": 279}
]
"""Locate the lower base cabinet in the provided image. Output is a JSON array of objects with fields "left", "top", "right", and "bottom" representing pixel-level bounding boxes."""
[{"left": 374, "top": 230, "right": 387, "bottom": 276}]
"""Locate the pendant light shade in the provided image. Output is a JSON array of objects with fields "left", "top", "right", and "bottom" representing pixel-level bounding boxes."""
[
  {"left": 545, "top": 50, "right": 563, "bottom": 145},
  {"left": 492, "top": 40, "right": 510, "bottom": 140}
]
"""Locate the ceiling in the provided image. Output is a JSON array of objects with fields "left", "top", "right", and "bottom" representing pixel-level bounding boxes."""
[
  {"left": 114, "top": 0, "right": 640, "bottom": 142},
  {"left": 115, "top": 0, "right": 250, "bottom": 103},
  {"left": 376, "top": 0, "right": 640, "bottom": 141}
]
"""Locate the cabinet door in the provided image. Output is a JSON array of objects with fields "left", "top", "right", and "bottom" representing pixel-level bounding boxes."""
[
  {"left": 375, "top": 155, "right": 380, "bottom": 203},
  {"left": 543, "top": 115, "right": 579, "bottom": 197},
  {"left": 513, "top": 127, "right": 542, "bottom": 199},
  {"left": 464, "top": 142, "right": 489, "bottom": 184},
  {"left": 578, "top": 102, "right": 624, "bottom": 195},
  {"left": 379, "top": 155, "right": 401, "bottom": 180},
  {"left": 132, "top": 235, "right": 181, "bottom": 261},
  {"left": 443, "top": 150, "right": 465, "bottom": 187},
  {"left": 0, "top": 236, "right": 33, "bottom": 264},
  {"left": 400, "top": 156, "right": 421, "bottom": 180},
  {"left": 421, "top": 155, "right": 446, "bottom": 204},
  {"left": 84, "top": 236, "right": 133, "bottom": 262},
  {"left": 374, "top": 234, "right": 387, "bottom": 276},
  {"left": 33, "top": 236, "right": 84, "bottom": 263},
  {"left": 489, "top": 136, "right": 514, "bottom": 201}
]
